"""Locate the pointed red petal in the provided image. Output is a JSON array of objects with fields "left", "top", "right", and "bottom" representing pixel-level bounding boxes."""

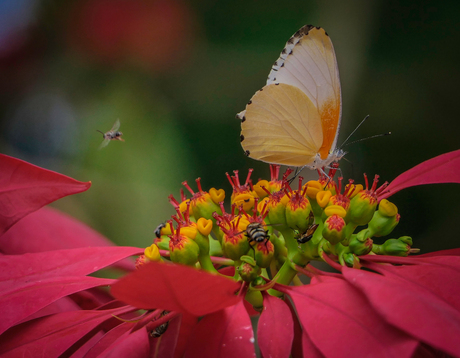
[
  {"left": 258, "top": 293, "right": 293, "bottom": 358},
  {"left": 0, "top": 207, "right": 134, "bottom": 271},
  {"left": 0, "top": 305, "right": 134, "bottom": 357},
  {"left": 1, "top": 207, "right": 113, "bottom": 251},
  {"left": 0, "top": 246, "right": 142, "bottom": 284},
  {"left": 342, "top": 266, "right": 460, "bottom": 357},
  {"left": 281, "top": 276, "right": 418, "bottom": 358},
  {"left": 83, "top": 322, "right": 136, "bottom": 358},
  {"left": 154, "top": 314, "right": 183, "bottom": 358},
  {"left": 362, "top": 259, "right": 460, "bottom": 313},
  {"left": 379, "top": 149, "right": 460, "bottom": 200},
  {"left": 174, "top": 313, "right": 198, "bottom": 358},
  {"left": 0, "top": 154, "right": 91, "bottom": 236},
  {"left": 0, "top": 276, "right": 114, "bottom": 335},
  {"left": 184, "top": 300, "right": 255, "bottom": 358},
  {"left": 97, "top": 326, "right": 150, "bottom": 358},
  {"left": 284, "top": 290, "right": 325, "bottom": 358},
  {"left": 111, "top": 261, "right": 241, "bottom": 316}
]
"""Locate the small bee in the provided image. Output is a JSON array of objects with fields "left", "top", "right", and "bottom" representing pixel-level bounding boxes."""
[
  {"left": 294, "top": 212, "right": 318, "bottom": 244},
  {"left": 245, "top": 222, "right": 270, "bottom": 246},
  {"left": 150, "top": 310, "right": 169, "bottom": 338},
  {"left": 97, "top": 119, "right": 124, "bottom": 149},
  {"left": 154, "top": 223, "right": 166, "bottom": 239}
]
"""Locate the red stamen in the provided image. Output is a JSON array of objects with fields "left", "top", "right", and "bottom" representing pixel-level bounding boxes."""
[
  {"left": 195, "top": 178, "right": 203, "bottom": 193},
  {"left": 233, "top": 170, "right": 241, "bottom": 187},
  {"left": 180, "top": 188, "right": 187, "bottom": 202},
  {"left": 370, "top": 175, "right": 380, "bottom": 192},
  {"left": 168, "top": 194, "right": 180, "bottom": 208},
  {"left": 182, "top": 181, "right": 195, "bottom": 195},
  {"left": 363, "top": 173, "right": 369, "bottom": 190},
  {"left": 245, "top": 169, "right": 253, "bottom": 186},
  {"left": 225, "top": 172, "right": 235, "bottom": 188},
  {"left": 298, "top": 176, "right": 303, "bottom": 192}
]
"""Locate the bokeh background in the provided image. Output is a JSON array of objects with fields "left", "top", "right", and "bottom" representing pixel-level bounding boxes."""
[{"left": 1, "top": 0, "right": 459, "bottom": 253}]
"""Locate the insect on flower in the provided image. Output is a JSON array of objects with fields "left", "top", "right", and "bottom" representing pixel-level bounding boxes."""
[
  {"left": 154, "top": 222, "right": 166, "bottom": 238},
  {"left": 245, "top": 222, "right": 270, "bottom": 246},
  {"left": 97, "top": 119, "right": 124, "bottom": 149},
  {"left": 294, "top": 212, "right": 319, "bottom": 244},
  {"left": 150, "top": 310, "right": 170, "bottom": 338}
]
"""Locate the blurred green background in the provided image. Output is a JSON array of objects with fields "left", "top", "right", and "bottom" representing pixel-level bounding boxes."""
[{"left": 1, "top": 0, "right": 459, "bottom": 253}]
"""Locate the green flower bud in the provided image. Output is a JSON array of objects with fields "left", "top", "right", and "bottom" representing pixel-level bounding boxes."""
[
  {"left": 346, "top": 191, "right": 378, "bottom": 226},
  {"left": 253, "top": 240, "right": 275, "bottom": 268},
  {"left": 322, "top": 214, "right": 346, "bottom": 245},
  {"left": 349, "top": 229, "right": 373, "bottom": 256},
  {"left": 368, "top": 199, "right": 400, "bottom": 237},
  {"left": 237, "top": 259, "right": 261, "bottom": 282},
  {"left": 169, "top": 235, "right": 200, "bottom": 266},
  {"left": 222, "top": 231, "right": 250, "bottom": 261},
  {"left": 372, "top": 237, "right": 413, "bottom": 256}
]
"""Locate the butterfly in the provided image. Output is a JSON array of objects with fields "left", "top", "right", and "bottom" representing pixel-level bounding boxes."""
[
  {"left": 97, "top": 119, "right": 124, "bottom": 149},
  {"left": 238, "top": 25, "right": 344, "bottom": 169}
]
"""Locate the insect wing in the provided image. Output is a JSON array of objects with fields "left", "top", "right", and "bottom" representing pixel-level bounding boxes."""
[
  {"left": 98, "top": 138, "right": 111, "bottom": 150},
  {"left": 110, "top": 119, "right": 121, "bottom": 132}
]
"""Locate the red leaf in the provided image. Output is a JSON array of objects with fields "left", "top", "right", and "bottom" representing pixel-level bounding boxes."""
[
  {"left": 0, "top": 275, "right": 114, "bottom": 335},
  {"left": 282, "top": 276, "right": 418, "bottom": 358},
  {"left": 111, "top": 261, "right": 241, "bottom": 316},
  {"left": 0, "top": 305, "right": 134, "bottom": 357},
  {"left": 154, "top": 314, "right": 183, "bottom": 358},
  {"left": 83, "top": 322, "right": 136, "bottom": 358},
  {"left": 174, "top": 313, "right": 198, "bottom": 358},
  {"left": 0, "top": 206, "right": 135, "bottom": 271},
  {"left": 258, "top": 293, "right": 293, "bottom": 358},
  {"left": 363, "top": 260, "right": 460, "bottom": 314},
  {"left": 342, "top": 266, "right": 460, "bottom": 357},
  {"left": 0, "top": 246, "right": 142, "bottom": 284},
  {"left": 97, "top": 326, "right": 150, "bottom": 358},
  {"left": 379, "top": 149, "right": 460, "bottom": 200},
  {"left": 184, "top": 300, "right": 256, "bottom": 358},
  {"left": 0, "top": 153, "right": 91, "bottom": 236}
]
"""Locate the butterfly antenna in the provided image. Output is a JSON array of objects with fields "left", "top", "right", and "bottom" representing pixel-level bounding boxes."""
[
  {"left": 96, "top": 130, "right": 104, "bottom": 135},
  {"left": 343, "top": 132, "right": 391, "bottom": 147},
  {"left": 339, "top": 115, "right": 370, "bottom": 149}
]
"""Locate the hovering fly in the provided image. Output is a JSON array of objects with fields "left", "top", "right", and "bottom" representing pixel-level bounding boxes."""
[{"left": 97, "top": 119, "right": 124, "bottom": 149}]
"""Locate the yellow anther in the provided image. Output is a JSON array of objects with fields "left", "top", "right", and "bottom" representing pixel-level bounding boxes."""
[
  {"left": 179, "top": 199, "right": 193, "bottom": 216},
  {"left": 144, "top": 244, "right": 161, "bottom": 261},
  {"left": 197, "top": 217, "right": 213, "bottom": 236},
  {"left": 180, "top": 226, "right": 197, "bottom": 239},
  {"left": 233, "top": 193, "right": 255, "bottom": 212},
  {"left": 316, "top": 190, "right": 332, "bottom": 208},
  {"left": 209, "top": 188, "right": 225, "bottom": 203},
  {"left": 324, "top": 205, "right": 347, "bottom": 218},
  {"left": 304, "top": 180, "right": 323, "bottom": 199},
  {"left": 253, "top": 180, "right": 270, "bottom": 198},
  {"left": 346, "top": 183, "right": 363, "bottom": 199},
  {"left": 378, "top": 199, "right": 398, "bottom": 217}
]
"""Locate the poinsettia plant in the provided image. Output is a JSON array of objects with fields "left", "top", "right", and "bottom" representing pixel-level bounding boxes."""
[{"left": 0, "top": 150, "right": 460, "bottom": 358}]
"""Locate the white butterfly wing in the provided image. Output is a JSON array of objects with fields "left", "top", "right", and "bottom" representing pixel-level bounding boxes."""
[
  {"left": 266, "top": 25, "right": 342, "bottom": 158},
  {"left": 241, "top": 83, "right": 323, "bottom": 167},
  {"left": 240, "top": 25, "right": 342, "bottom": 167}
]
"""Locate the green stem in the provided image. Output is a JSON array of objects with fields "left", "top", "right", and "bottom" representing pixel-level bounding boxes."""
[{"left": 198, "top": 253, "right": 219, "bottom": 274}]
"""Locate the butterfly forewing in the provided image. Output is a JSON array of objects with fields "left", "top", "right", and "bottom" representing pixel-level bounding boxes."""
[
  {"left": 240, "top": 25, "right": 342, "bottom": 167},
  {"left": 266, "top": 26, "right": 341, "bottom": 160}
]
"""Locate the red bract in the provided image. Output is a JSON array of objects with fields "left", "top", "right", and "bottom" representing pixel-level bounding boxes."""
[
  {"left": 111, "top": 261, "right": 241, "bottom": 316},
  {"left": 1, "top": 152, "right": 460, "bottom": 357},
  {"left": 379, "top": 149, "right": 460, "bottom": 200},
  {"left": 0, "top": 154, "right": 91, "bottom": 236}
]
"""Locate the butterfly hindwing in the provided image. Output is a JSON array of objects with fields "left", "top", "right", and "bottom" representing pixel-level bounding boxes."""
[{"left": 241, "top": 83, "right": 323, "bottom": 167}]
